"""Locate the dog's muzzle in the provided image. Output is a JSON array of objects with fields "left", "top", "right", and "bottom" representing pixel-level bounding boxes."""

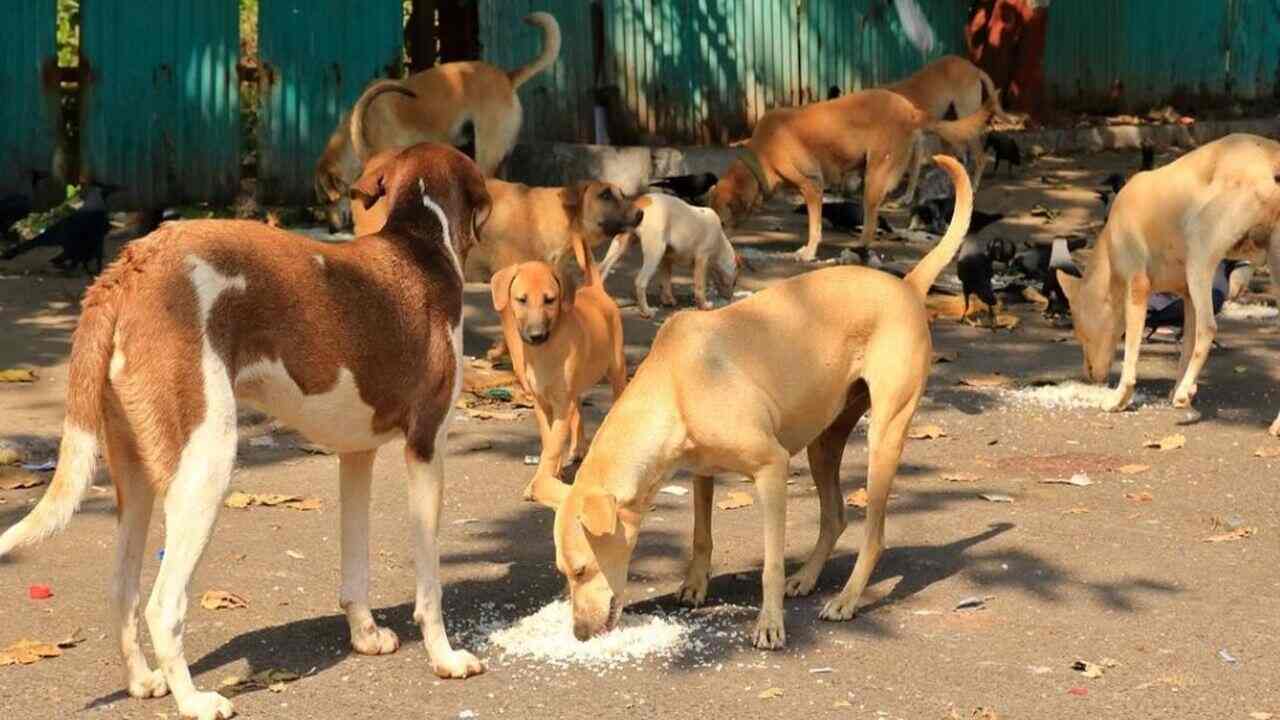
[{"left": 522, "top": 328, "right": 550, "bottom": 345}]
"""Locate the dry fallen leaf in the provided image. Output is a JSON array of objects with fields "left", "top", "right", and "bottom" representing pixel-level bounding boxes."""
[
  {"left": 0, "top": 368, "right": 36, "bottom": 383},
  {"left": 200, "top": 590, "right": 249, "bottom": 611},
  {"left": 224, "top": 492, "right": 322, "bottom": 511},
  {"left": 941, "top": 472, "right": 980, "bottom": 483},
  {"left": 958, "top": 373, "right": 1014, "bottom": 389},
  {"left": 285, "top": 550, "right": 305, "bottom": 560},
  {"left": 1144, "top": 434, "right": 1186, "bottom": 451},
  {"left": 1254, "top": 447, "right": 1280, "bottom": 459},
  {"left": 908, "top": 424, "right": 947, "bottom": 440},
  {"left": 1204, "top": 527, "right": 1256, "bottom": 543},
  {"left": 0, "top": 448, "right": 21, "bottom": 465},
  {"left": 758, "top": 687, "right": 784, "bottom": 700},
  {"left": 844, "top": 488, "right": 868, "bottom": 508},
  {"left": 1125, "top": 491, "right": 1154, "bottom": 503},
  {"left": 0, "top": 472, "right": 46, "bottom": 491},
  {"left": 980, "top": 493, "right": 1014, "bottom": 503},
  {"left": 57, "top": 629, "right": 85, "bottom": 649},
  {"left": 1116, "top": 464, "right": 1151, "bottom": 475},
  {"left": 1072, "top": 660, "right": 1106, "bottom": 679},
  {"left": 1062, "top": 506, "right": 1090, "bottom": 515},
  {"left": 716, "top": 490, "right": 754, "bottom": 510},
  {"left": 0, "top": 640, "right": 62, "bottom": 666},
  {"left": 220, "top": 668, "right": 300, "bottom": 696},
  {"left": 932, "top": 351, "right": 959, "bottom": 364}
]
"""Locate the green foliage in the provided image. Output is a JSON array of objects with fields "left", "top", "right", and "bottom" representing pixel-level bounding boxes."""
[{"left": 56, "top": 0, "right": 79, "bottom": 67}]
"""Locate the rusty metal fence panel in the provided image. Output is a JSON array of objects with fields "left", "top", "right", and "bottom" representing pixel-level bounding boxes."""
[
  {"left": 0, "top": 0, "right": 58, "bottom": 194},
  {"left": 256, "top": 0, "right": 402, "bottom": 204},
  {"left": 80, "top": 0, "right": 240, "bottom": 208}
]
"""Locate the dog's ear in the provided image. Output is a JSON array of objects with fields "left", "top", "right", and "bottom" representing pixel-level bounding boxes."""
[
  {"left": 529, "top": 473, "right": 570, "bottom": 510},
  {"left": 560, "top": 181, "right": 593, "bottom": 223},
  {"left": 557, "top": 266, "right": 579, "bottom": 310},
  {"left": 349, "top": 168, "right": 385, "bottom": 210},
  {"left": 1056, "top": 270, "right": 1082, "bottom": 309},
  {"left": 578, "top": 487, "right": 618, "bottom": 537},
  {"left": 490, "top": 265, "right": 519, "bottom": 312}
]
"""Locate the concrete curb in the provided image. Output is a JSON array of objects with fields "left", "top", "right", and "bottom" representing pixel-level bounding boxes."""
[{"left": 505, "top": 118, "right": 1280, "bottom": 191}]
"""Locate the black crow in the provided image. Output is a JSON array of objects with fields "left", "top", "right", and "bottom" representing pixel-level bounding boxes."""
[
  {"left": 827, "top": 85, "right": 841, "bottom": 100},
  {"left": 911, "top": 196, "right": 1004, "bottom": 236},
  {"left": 1097, "top": 143, "right": 1157, "bottom": 216},
  {"left": 1145, "top": 260, "right": 1233, "bottom": 341},
  {"left": 792, "top": 201, "right": 893, "bottom": 235},
  {"left": 1009, "top": 237, "right": 1086, "bottom": 316},
  {"left": 957, "top": 236, "right": 1015, "bottom": 328},
  {"left": 985, "top": 131, "right": 1022, "bottom": 176},
  {"left": 649, "top": 172, "right": 718, "bottom": 203},
  {"left": 1, "top": 183, "right": 118, "bottom": 275}
]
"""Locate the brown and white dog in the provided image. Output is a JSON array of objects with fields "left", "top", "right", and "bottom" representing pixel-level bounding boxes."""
[
  {"left": 315, "top": 12, "right": 560, "bottom": 224},
  {"left": 1057, "top": 133, "right": 1280, "bottom": 435},
  {"left": 887, "top": 55, "right": 1008, "bottom": 202},
  {"left": 491, "top": 238, "right": 628, "bottom": 500},
  {"left": 0, "top": 144, "right": 492, "bottom": 720},
  {"left": 708, "top": 88, "right": 992, "bottom": 262},
  {"left": 532, "top": 156, "right": 973, "bottom": 648},
  {"left": 597, "top": 193, "right": 738, "bottom": 318}
]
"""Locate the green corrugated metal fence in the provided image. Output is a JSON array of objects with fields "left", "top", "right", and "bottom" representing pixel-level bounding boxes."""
[
  {"left": 80, "top": 0, "right": 240, "bottom": 208},
  {"left": 0, "top": 1, "right": 57, "bottom": 194},
  {"left": 257, "top": 0, "right": 403, "bottom": 204}
]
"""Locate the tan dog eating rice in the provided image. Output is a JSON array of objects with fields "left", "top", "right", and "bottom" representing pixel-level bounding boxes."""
[{"left": 532, "top": 155, "right": 973, "bottom": 648}]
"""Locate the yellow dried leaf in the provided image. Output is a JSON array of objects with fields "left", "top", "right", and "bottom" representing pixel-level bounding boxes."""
[
  {"left": 908, "top": 424, "right": 947, "bottom": 440},
  {"left": 716, "top": 490, "right": 754, "bottom": 510},
  {"left": 1125, "top": 491, "right": 1154, "bottom": 503},
  {"left": 282, "top": 497, "right": 323, "bottom": 512},
  {"left": 1116, "top": 464, "right": 1151, "bottom": 475},
  {"left": 200, "top": 590, "right": 248, "bottom": 611},
  {"left": 1062, "top": 506, "right": 1090, "bottom": 515},
  {"left": 1204, "top": 527, "right": 1256, "bottom": 543},
  {"left": 1144, "top": 434, "right": 1185, "bottom": 451},
  {"left": 0, "top": 640, "right": 62, "bottom": 666},
  {"left": 958, "top": 373, "right": 1013, "bottom": 388},
  {"left": 758, "top": 687, "right": 784, "bottom": 700},
  {"left": 1254, "top": 446, "right": 1280, "bottom": 459},
  {"left": 844, "top": 488, "right": 868, "bottom": 508},
  {"left": 224, "top": 491, "right": 255, "bottom": 509},
  {"left": 0, "top": 368, "right": 36, "bottom": 383},
  {"left": 0, "top": 448, "right": 21, "bottom": 465},
  {"left": 0, "top": 472, "right": 45, "bottom": 491}
]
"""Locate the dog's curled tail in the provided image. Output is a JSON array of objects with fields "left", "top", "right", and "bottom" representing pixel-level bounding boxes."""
[
  {"left": 0, "top": 271, "right": 122, "bottom": 558},
  {"left": 925, "top": 93, "right": 996, "bottom": 148},
  {"left": 507, "top": 12, "right": 561, "bottom": 91},
  {"left": 350, "top": 80, "right": 418, "bottom": 163},
  {"left": 904, "top": 155, "right": 973, "bottom": 298}
]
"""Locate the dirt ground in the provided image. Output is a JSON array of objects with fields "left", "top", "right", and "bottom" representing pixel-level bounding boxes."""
[{"left": 2, "top": 149, "right": 1278, "bottom": 720}]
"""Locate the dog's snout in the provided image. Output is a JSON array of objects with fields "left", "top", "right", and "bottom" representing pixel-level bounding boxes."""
[
  {"left": 572, "top": 622, "right": 594, "bottom": 642},
  {"left": 523, "top": 327, "right": 550, "bottom": 345}
]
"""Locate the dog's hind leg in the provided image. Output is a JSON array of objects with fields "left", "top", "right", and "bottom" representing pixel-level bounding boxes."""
[
  {"left": 1104, "top": 272, "right": 1151, "bottom": 412},
  {"left": 692, "top": 253, "right": 712, "bottom": 309},
  {"left": 820, "top": 380, "right": 919, "bottom": 622},
  {"left": 897, "top": 135, "right": 925, "bottom": 206},
  {"left": 632, "top": 246, "right": 664, "bottom": 318},
  {"left": 597, "top": 232, "right": 633, "bottom": 282},
  {"left": 658, "top": 254, "right": 677, "bottom": 307},
  {"left": 786, "top": 384, "right": 870, "bottom": 598},
  {"left": 104, "top": 425, "right": 167, "bottom": 700},
  {"left": 1171, "top": 263, "right": 1218, "bottom": 408},
  {"left": 404, "top": 439, "right": 484, "bottom": 679},
  {"left": 340, "top": 449, "right": 401, "bottom": 656},
  {"left": 677, "top": 475, "right": 715, "bottom": 606},
  {"left": 144, "top": 382, "right": 237, "bottom": 720}
]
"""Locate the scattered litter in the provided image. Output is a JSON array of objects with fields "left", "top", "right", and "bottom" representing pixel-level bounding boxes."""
[
  {"left": 1124, "top": 491, "right": 1154, "bottom": 503},
  {"left": 28, "top": 585, "right": 52, "bottom": 600},
  {"left": 1041, "top": 473, "right": 1092, "bottom": 487},
  {"left": 1254, "top": 447, "right": 1280, "bottom": 459},
  {"left": 1116, "top": 464, "right": 1151, "bottom": 475},
  {"left": 248, "top": 435, "right": 277, "bottom": 448},
  {"left": 908, "top": 424, "right": 947, "bottom": 440},
  {"left": 659, "top": 485, "right": 689, "bottom": 497},
  {"left": 285, "top": 550, "right": 305, "bottom": 560},
  {"left": 1063, "top": 506, "right": 1090, "bottom": 514},
  {"left": 1028, "top": 665, "right": 1053, "bottom": 675},
  {"left": 459, "top": 711, "right": 478, "bottom": 720},
  {"left": 0, "top": 474, "right": 46, "bottom": 491},
  {"left": 980, "top": 493, "right": 1014, "bottom": 503},
  {"left": 523, "top": 455, "right": 539, "bottom": 466},
  {"left": 0, "top": 640, "right": 62, "bottom": 666},
  {"left": 1204, "top": 527, "right": 1255, "bottom": 543},
  {"left": 453, "top": 518, "right": 480, "bottom": 526},
  {"left": 453, "top": 437, "right": 493, "bottom": 453},
  {"left": 157, "top": 549, "right": 165, "bottom": 561},
  {"left": 1144, "top": 434, "right": 1186, "bottom": 451},
  {"left": 955, "top": 595, "right": 991, "bottom": 611},
  {"left": 219, "top": 668, "right": 300, "bottom": 696},
  {"left": 1002, "top": 381, "right": 1149, "bottom": 410},
  {"left": 0, "top": 448, "right": 20, "bottom": 465},
  {"left": 958, "top": 373, "right": 1014, "bottom": 389},
  {"left": 942, "top": 472, "right": 980, "bottom": 483},
  {"left": 224, "top": 492, "right": 323, "bottom": 511},
  {"left": 1249, "top": 713, "right": 1273, "bottom": 720},
  {"left": 1219, "top": 513, "right": 1248, "bottom": 530},
  {"left": 57, "top": 629, "right": 84, "bottom": 649},
  {"left": 0, "top": 368, "right": 36, "bottom": 383},
  {"left": 1068, "top": 687, "right": 1088, "bottom": 697},
  {"left": 845, "top": 488, "right": 868, "bottom": 508},
  {"left": 716, "top": 490, "right": 754, "bottom": 510},
  {"left": 933, "top": 351, "right": 959, "bottom": 363},
  {"left": 295, "top": 443, "right": 334, "bottom": 455},
  {"left": 1030, "top": 204, "right": 1061, "bottom": 222},
  {"left": 20, "top": 460, "right": 56, "bottom": 472},
  {"left": 1234, "top": 365, "right": 1248, "bottom": 374},
  {"left": 484, "top": 388, "right": 513, "bottom": 402},
  {"left": 483, "top": 600, "right": 692, "bottom": 667},
  {"left": 808, "top": 667, "right": 834, "bottom": 674},
  {"left": 1220, "top": 301, "right": 1278, "bottom": 321},
  {"left": 1218, "top": 648, "right": 1239, "bottom": 664},
  {"left": 758, "top": 687, "right": 784, "bottom": 700},
  {"left": 200, "top": 590, "right": 248, "bottom": 610}
]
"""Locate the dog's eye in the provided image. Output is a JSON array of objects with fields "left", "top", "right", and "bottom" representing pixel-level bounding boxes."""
[
  {"left": 515, "top": 295, "right": 527, "bottom": 304},
  {"left": 544, "top": 294, "right": 556, "bottom": 304},
  {"left": 598, "top": 189, "right": 613, "bottom": 201},
  {"left": 570, "top": 564, "right": 588, "bottom": 579}
]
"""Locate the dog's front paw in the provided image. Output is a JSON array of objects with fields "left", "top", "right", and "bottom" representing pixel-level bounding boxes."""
[
  {"left": 177, "top": 691, "right": 235, "bottom": 720},
  {"left": 676, "top": 571, "right": 710, "bottom": 607},
  {"left": 430, "top": 649, "right": 485, "bottom": 679},
  {"left": 818, "top": 594, "right": 859, "bottom": 622},
  {"left": 793, "top": 248, "right": 818, "bottom": 263},
  {"left": 637, "top": 306, "right": 656, "bottom": 320},
  {"left": 1102, "top": 386, "right": 1133, "bottom": 413},
  {"left": 351, "top": 623, "right": 400, "bottom": 656},
  {"left": 1270, "top": 415, "right": 1280, "bottom": 437},
  {"left": 660, "top": 295, "right": 677, "bottom": 308},
  {"left": 784, "top": 571, "right": 819, "bottom": 598},
  {"left": 751, "top": 610, "right": 787, "bottom": 650},
  {"left": 127, "top": 668, "right": 169, "bottom": 699}
]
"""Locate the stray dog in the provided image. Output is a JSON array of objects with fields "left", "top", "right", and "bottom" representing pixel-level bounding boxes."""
[
  {"left": 888, "top": 55, "right": 1009, "bottom": 202},
  {"left": 649, "top": 173, "right": 718, "bottom": 203},
  {"left": 958, "top": 236, "right": 1016, "bottom": 327},
  {"left": 709, "top": 88, "right": 993, "bottom": 261},
  {"left": 985, "top": 131, "right": 1022, "bottom": 176},
  {"left": 792, "top": 200, "right": 895, "bottom": 237},
  {"left": 1056, "top": 133, "right": 1280, "bottom": 435},
  {"left": 531, "top": 156, "right": 973, "bottom": 648},
  {"left": 315, "top": 12, "right": 559, "bottom": 227},
  {"left": 0, "top": 182, "right": 119, "bottom": 275},
  {"left": 0, "top": 144, "right": 493, "bottom": 720},
  {"left": 491, "top": 240, "right": 627, "bottom": 499},
  {"left": 598, "top": 193, "right": 737, "bottom": 318}
]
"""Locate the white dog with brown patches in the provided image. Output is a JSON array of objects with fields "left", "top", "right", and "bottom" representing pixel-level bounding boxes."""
[
  {"left": 597, "top": 193, "right": 738, "bottom": 318},
  {"left": 0, "top": 144, "right": 491, "bottom": 720}
]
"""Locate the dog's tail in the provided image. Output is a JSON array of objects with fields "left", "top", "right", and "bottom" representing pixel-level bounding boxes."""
[
  {"left": 924, "top": 92, "right": 996, "bottom": 148},
  {"left": 350, "top": 80, "right": 417, "bottom": 164},
  {"left": 507, "top": 12, "right": 561, "bottom": 91},
  {"left": 0, "top": 266, "right": 123, "bottom": 558},
  {"left": 571, "top": 228, "right": 603, "bottom": 287},
  {"left": 904, "top": 155, "right": 973, "bottom": 298},
  {"left": 976, "top": 70, "right": 1012, "bottom": 122}
]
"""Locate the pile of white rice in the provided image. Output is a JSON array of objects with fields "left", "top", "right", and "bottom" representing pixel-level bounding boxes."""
[
  {"left": 1000, "top": 381, "right": 1150, "bottom": 411},
  {"left": 1221, "top": 301, "right": 1279, "bottom": 321}
]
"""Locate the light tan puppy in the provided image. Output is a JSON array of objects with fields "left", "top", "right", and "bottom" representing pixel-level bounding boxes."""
[
  {"left": 887, "top": 54, "right": 1008, "bottom": 202},
  {"left": 708, "top": 88, "right": 992, "bottom": 262},
  {"left": 597, "top": 193, "right": 738, "bottom": 318},
  {"left": 532, "top": 156, "right": 973, "bottom": 648},
  {"left": 0, "top": 144, "right": 492, "bottom": 720},
  {"left": 315, "top": 12, "right": 560, "bottom": 220},
  {"left": 491, "top": 240, "right": 627, "bottom": 499},
  {"left": 1057, "top": 133, "right": 1280, "bottom": 435}
]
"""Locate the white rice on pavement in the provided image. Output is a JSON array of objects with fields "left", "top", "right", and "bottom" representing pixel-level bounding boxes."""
[
  {"left": 1221, "top": 301, "right": 1279, "bottom": 321},
  {"left": 1001, "top": 381, "right": 1150, "bottom": 411}
]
